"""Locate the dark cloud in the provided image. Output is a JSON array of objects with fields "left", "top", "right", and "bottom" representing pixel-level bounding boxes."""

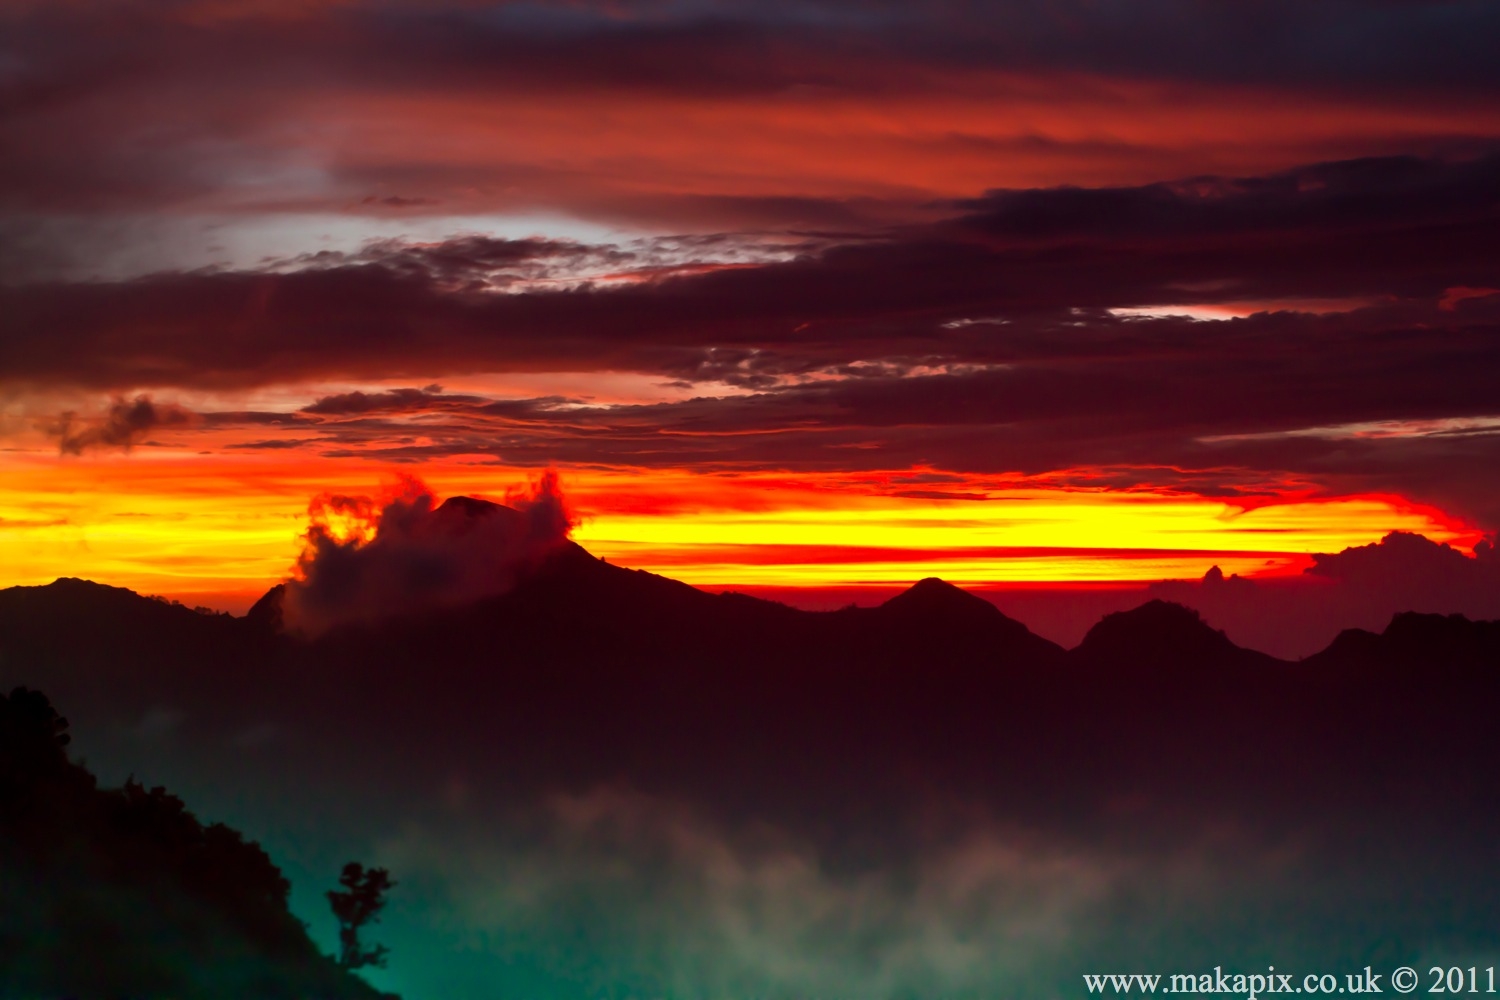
[
  {"left": 44, "top": 395, "right": 197, "bottom": 455},
  {"left": 218, "top": 297, "right": 1500, "bottom": 523},
  {"left": 958, "top": 152, "right": 1500, "bottom": 246},
  {"left": 12, "top": 1, "right": 1500, "bottom": 115},
  {"left": 281, "top": 472, "right": 576, "bottom": 636},
  {"left": 283, "top": 235, "right": 635, "bottom": 292},
  {"left": 199, "top": 410, "right": 318, "bottom": 427},
  {"left": 8, "top": 151, "right": 1500, "bottom": 524},
  {"left": 359, "top": 194, "right": 439, "bottom": 208},
  {"left": 1308, "top": 527, "right": 1498, "bottom": 583},
  {"left": 223, "top": 438, "right": 316, "bottom": 450},
  {"left": 6, "top": 151, "right": 1498, "bottom": 384},
  {"left": 302, "top": 385, "right": 488, "bottom": 415}
]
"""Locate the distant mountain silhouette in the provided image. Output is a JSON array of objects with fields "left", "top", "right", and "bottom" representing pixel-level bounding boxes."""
[
  {"left": 0, "top": 686, "right": 394, "bottom": 1000},
  {"left": 1308, "top": 610, "right": 1500, "bottom": 670},
  {"left": 874, "top": 577, "right": 1063, "bottom": 660},
  {"left": 879, "top": 576, "right": 1008, "bottom": 620},
  {"left": 1072, "top": 599, "right": 1277, "bottom": 669},
  {"left": 2, "top": 518, "right": 1498, "bottom": 845}
]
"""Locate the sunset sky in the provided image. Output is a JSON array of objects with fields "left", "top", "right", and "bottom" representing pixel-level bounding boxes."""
[{"left": 3, "top": 0, "right": 1499, "bottom": 611}]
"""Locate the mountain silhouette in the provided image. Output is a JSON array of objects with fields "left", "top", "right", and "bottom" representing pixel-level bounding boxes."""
[
  {"left": 2, "top": 523, "right": 1495, "bottom": 822},
  {"left": 246, "top": 582, "right": 286, "bottom": 632},
  {"left": 1072, "top": 599, "right": 1277, "bottom": 670},
  {"left": 879, "top": 576, "right": 1007, "bottom": 620},
  {"left": 1308, "top": 610, "right": 1500, "bottom": 670}
]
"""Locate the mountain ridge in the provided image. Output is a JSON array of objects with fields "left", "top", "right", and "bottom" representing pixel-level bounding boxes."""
[
  {"left": 7, "top": 558, "right": 1494, "bottom": 662},
  {"left": 4, "top": 525, "right": 1498, "bottom": 919},
  {"left": 14, "top": 492, "right": 1491, "bottom": 663}
]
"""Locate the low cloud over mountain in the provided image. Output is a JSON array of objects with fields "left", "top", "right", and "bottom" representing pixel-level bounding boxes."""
[{"left": 283, "top": 473, "right": 576, "bottom": 636}]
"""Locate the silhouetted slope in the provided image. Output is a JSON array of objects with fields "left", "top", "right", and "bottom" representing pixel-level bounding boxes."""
[
  {"left": 1290, "top": 612, "right": 1500, "bottom": 809},
  {"left": 873, "top": 577, "right": 1064, "bottom": 661},
  {"left": 1071, "top": 599, "right": 1281, "bottom": 671},
  {"left": 0, "top": 687, "right": 393, "bottom": 1000},
  {"left": 246, "top": 582, "right": 286, "bottom": 632},
  {"left": 0, "top": 579, "right": 270, "bottom": 757},
  {"left": 1308, "top": 611, "right": 1500, "bottom": 670},
  {"left": 0, "top": 578, "right": 240, "bottom": 646},
  {"left": 0, "top": 577, "right": 261, "bottom": 674},
  {"left": 879, "top": 576, "right": 1008, "bottom": 621}
]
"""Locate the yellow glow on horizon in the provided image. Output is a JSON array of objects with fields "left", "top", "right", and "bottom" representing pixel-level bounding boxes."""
[
  {"left": 571, "top": 494, "right": 1449, "bottom": 553},
  {"left": 573, "top": 493, "right": 1470, "bottom": 585},
  {"left": 0, "top": 451, "right": 1478, "bottom": 610},
  {"left": 585, "top": 549, "right": 1289, "bottom": 586}
]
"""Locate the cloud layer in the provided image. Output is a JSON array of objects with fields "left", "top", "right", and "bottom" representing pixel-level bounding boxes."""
[
  {"left": 7, "top": 0, "right": 1499, "bottom": 260},
  {"left": 9, "top": 151, "right": 1500, "bottom": 527},
  {"left": 281, "top": 472, "right": 575, "bottom": 635},
  {"left": 379, "top": 787, "right": 1283, "bottom": 999},
  {"left": 4, "top": 1, "right": 1499, "bottom": 598}
]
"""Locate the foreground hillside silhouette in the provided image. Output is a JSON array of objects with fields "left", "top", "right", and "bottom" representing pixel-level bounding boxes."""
[
  {"left": 2, "top": 497, "right": 1498, "bottom": 997},
  {"left": 0, "top": 687, "right": 395, "bottom": 1000}
]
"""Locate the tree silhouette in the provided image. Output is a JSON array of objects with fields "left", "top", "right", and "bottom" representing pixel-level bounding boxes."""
[
  {"left": 327, "top": 862, "right": 396, "bottom": 970},
  {"left": 2, "top": 687, "right": 395, "bottom": 998}
]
